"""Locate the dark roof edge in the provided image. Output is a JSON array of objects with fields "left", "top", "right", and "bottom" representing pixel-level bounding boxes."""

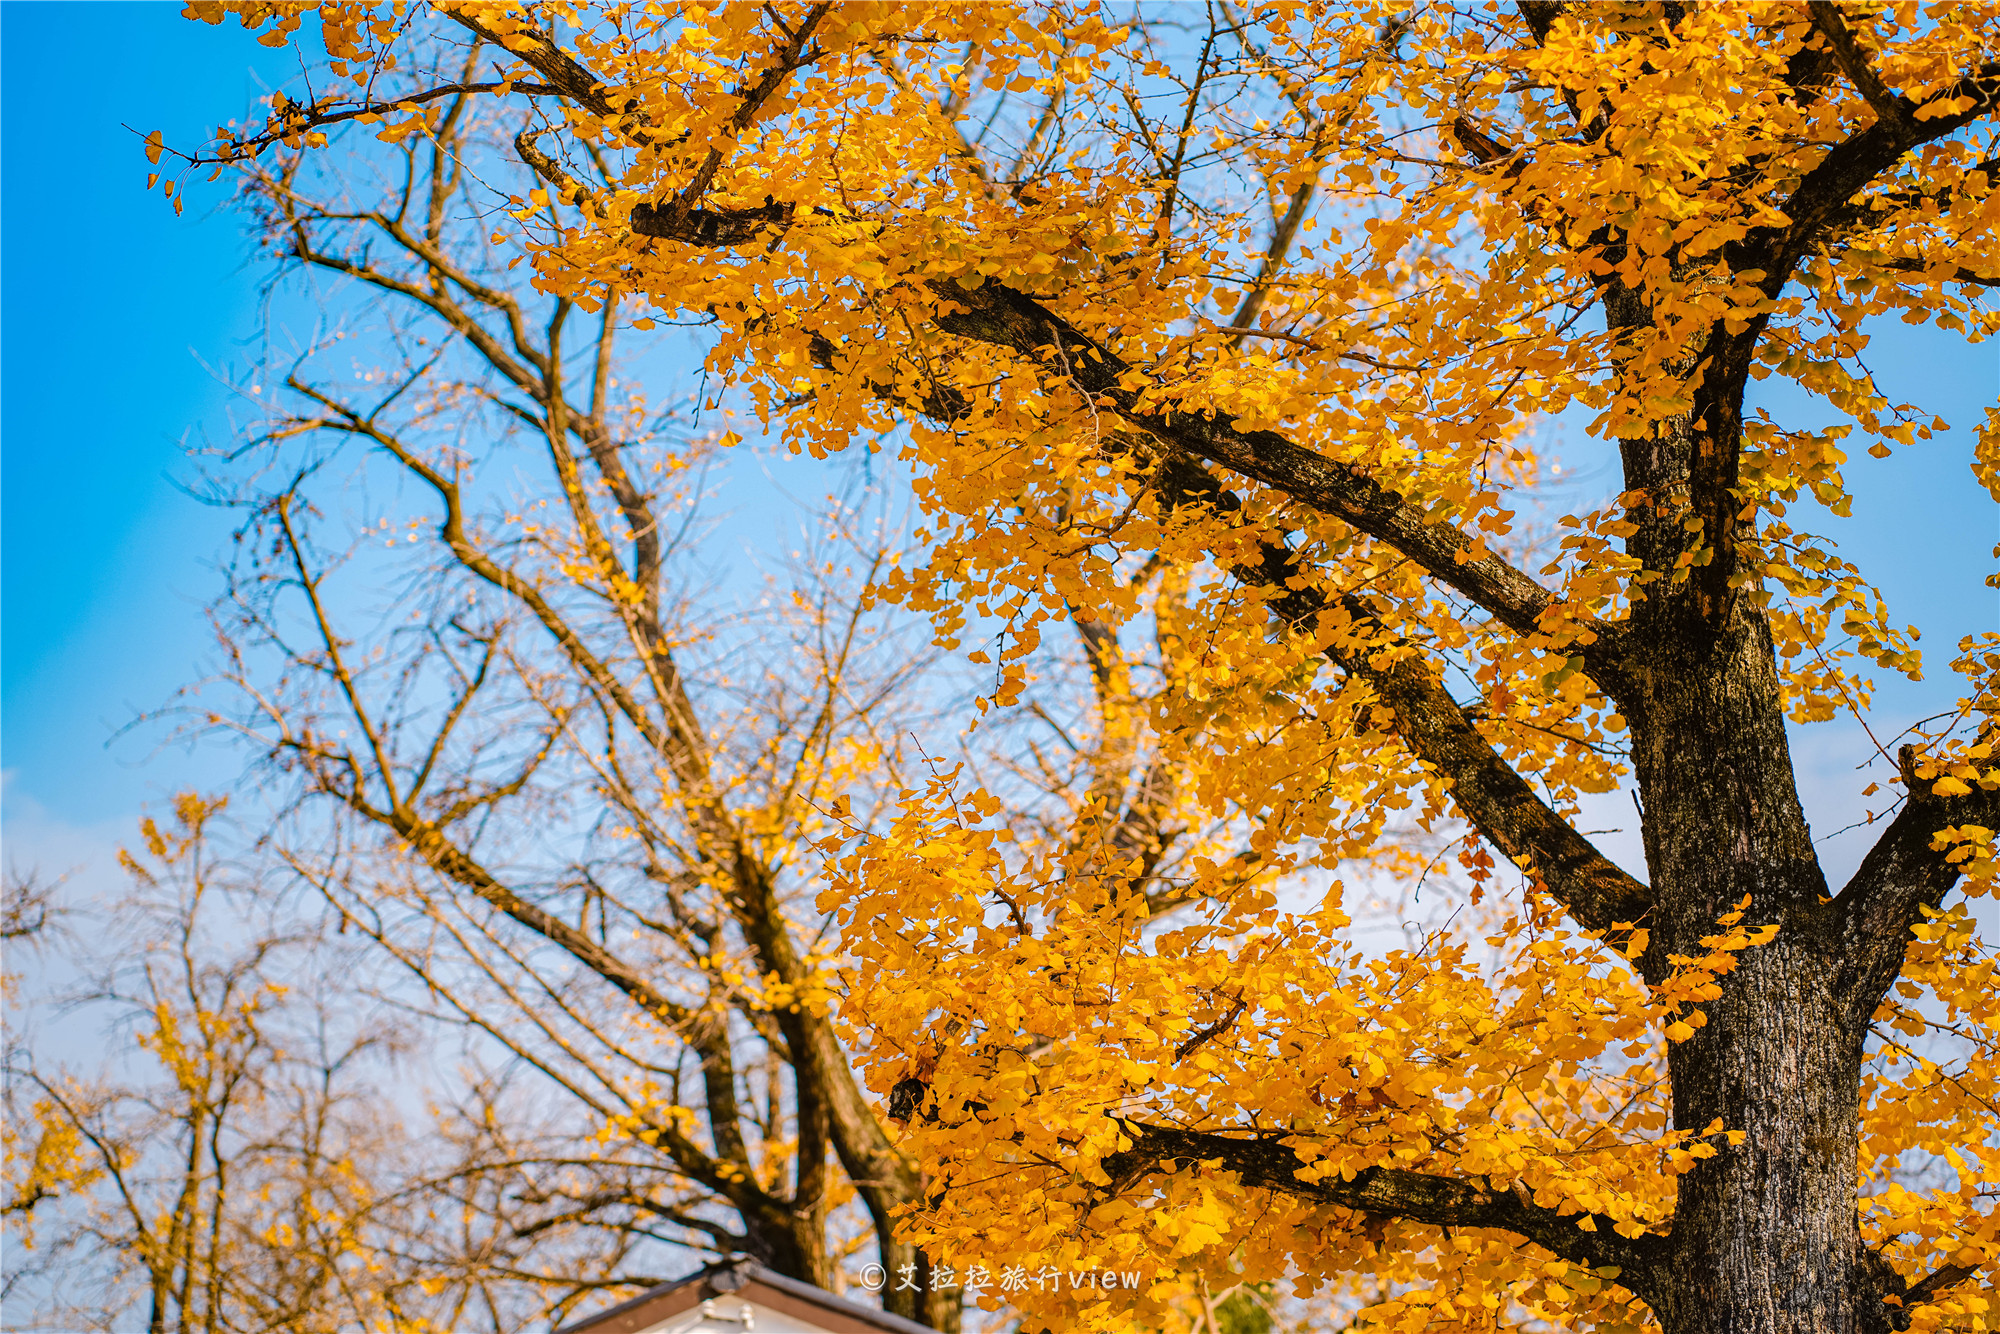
[
  {"left": 554, "top": 1257, "right": 939, "bottom": 1334},
  {"left": 729, "top": 1263, "right": 939, "bottom": 1334},
  {"left": 550, "top": 1269, "right": 699, "bottom": 1334}
]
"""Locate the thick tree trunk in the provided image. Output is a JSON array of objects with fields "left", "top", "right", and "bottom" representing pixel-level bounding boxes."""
[
  {"left": 1654, "top": 936, "right": 1870, "bottom": 1334},
  {"left": 1626, "top": 500, "right": 1890, "bottom": 1330}
]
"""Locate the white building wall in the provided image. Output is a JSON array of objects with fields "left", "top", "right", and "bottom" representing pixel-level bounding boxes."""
[{"left": 629, "top": 1295, "right": 837, "bottom": 1334}]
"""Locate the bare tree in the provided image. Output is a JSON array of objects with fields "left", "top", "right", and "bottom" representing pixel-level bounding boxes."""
[
  {"left": 2, "top": 795, "right": 470, "bottom": 1333},
  {"left": 181, "top": 50, "right": 977, "bottom": 1328},
  {"left": 106, "top": 22, "right": 1311, "bottom": 1330}
]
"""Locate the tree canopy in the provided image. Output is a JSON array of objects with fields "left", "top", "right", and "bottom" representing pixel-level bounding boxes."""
[{"left": 111, "top": 1, "right": 2000, "bottom": 1331}]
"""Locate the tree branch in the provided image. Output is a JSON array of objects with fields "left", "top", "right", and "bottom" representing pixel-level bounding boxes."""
[
  {"left": 1828, "top": 747, "right": 2000, "bottom": 1031},
  {"left": 464, "top": 3, "right": 824, "bottom": 248},
  {"left": 515, "top": 33, "right": 1619, "bottom": 678},
  {"left": 1333, "top": 608, "right": 1656, "bottom": 959},
  {"left": 564, "top": 12, "right": 1650, "bottom": 951},
  {"left": 1807, "top": 3, "right": 1916, "bottom": 141},
  {"left": 1903, "top": 1260, "right": 1981, "bottom": 1306},
  {"left": 1682, "top": 56, "right": 2000, "bottom": 631},
  {"left": 1874, "top": 255, "right": 2000, "bottom": 287},
  {"left": 816, "top": 332, "right": 1652, "bottom": 954},
  {"left": 918, "top": 279, "right": 1626, "bottom": 687},
  {"left": 1516, "top": 2, "right": 1567, "bottom": 46},
  {"left": 1101, "top": 1121, "right": 1666, "bottom": 1301},
  {"left": 173, "top": 79, "right": 559, "bottom": 167},
  {"left": 1761, "top": 63, "right": 2000, "bottom": 264},
  {"left": 441, "top": 8, "right": 638, "bottom": 123},
  {"left": 1185, "top": 466, "right": 1656, "bottom": 946}
]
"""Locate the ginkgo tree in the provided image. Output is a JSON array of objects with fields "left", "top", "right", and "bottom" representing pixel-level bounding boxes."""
[
  {"left": 170, "top": 2, "right": 2000, "bottom": 1332},
  {"left": 124, "top": 25, "right": 1284, "bottom": 1330}
]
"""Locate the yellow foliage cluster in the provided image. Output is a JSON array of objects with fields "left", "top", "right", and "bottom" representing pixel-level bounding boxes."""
[{"left": 171, "top": 1, "right": 2000, "bottom": 1327}]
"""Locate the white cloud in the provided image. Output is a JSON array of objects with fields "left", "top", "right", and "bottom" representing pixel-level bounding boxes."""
[{"left": 1, "top": 769, "right": 136, "bottom": 911}]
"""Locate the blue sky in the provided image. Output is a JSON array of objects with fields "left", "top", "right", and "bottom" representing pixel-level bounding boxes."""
[
  {"left": 2, "top": 3, "right": 295, "bottom": 841},
  {"left": 0, "top": 2, "right": 1993, "bottom": 898}
]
